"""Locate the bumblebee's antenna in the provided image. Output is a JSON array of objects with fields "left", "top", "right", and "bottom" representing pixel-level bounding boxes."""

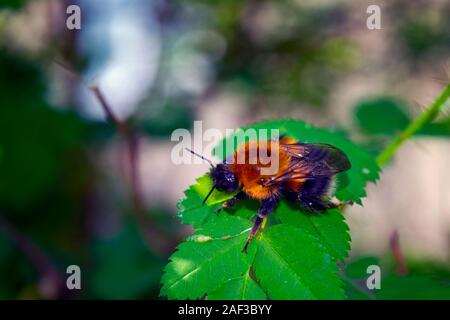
[
  {"left": 202, "top": 185, "right": 216, "bottom": 205},
  {"left": 185, "top": 148, "right": 215, "bottom": 168}
]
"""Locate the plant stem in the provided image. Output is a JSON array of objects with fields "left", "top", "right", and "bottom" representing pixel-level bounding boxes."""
[
  {"left": 0, "top": 214, "right": 65, "bottom": 299},
  {"left": 56, "top": 60, "right": 179, "bottom": 255},
  {"left": 372, "top": 84, "right": 450, "bottom": 276},
  {"left": 389, "top": 230, "right": 408, "bottom": 276},
  {"left": 89, "top": 85, "right": 173, "bottom": 255},
  {"left": 376, "top": 84, "right": 450, "bottom": 167}
]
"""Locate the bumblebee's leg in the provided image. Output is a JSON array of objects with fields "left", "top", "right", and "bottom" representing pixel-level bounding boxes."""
[
  {"left": 215, "top": 191, "right": 247, "bottom": 214},
  {"left": 300, "top": 196, "right": 335, "bottom": 212},
  {"left": 298, "top": 177, "right": 335, "bottom": 212},
  {"left": 331, "top": 199, "right": 354, "bottom": 209},
  {"left": 242, "top": 197, "right": 279, "bottom": 253}
]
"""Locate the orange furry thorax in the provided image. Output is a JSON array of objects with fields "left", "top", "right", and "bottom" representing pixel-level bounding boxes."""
[{"left": 229, "top": 138, "right": 303, "bottom": 200}]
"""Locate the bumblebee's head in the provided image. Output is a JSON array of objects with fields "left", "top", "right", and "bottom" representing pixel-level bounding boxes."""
[
  {"left": 184, "top": 148, "right": 239, "bottom": 205},
  {"left": 210, "top": 164, "right": 239, "bottom": 193}
]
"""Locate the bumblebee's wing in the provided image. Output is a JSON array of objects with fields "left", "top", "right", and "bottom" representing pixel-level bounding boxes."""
[
  {"left": 283, "top": 143, "right": 351, "bottom": 174},
  {"left": 266, "top": 142, "right": 351, "bottom": 185}
]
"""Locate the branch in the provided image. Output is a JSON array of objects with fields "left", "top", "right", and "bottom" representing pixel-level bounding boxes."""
[
  {"left": 56, "top": 60, "right": 177, "bottom": 254},
  {"left": 389, "top": 230, "right": 408, "bottom": 276},
  {"left": 89, "top": 85, "right": 173, "bottom": 255},
  {"left": 0, "top": 214, "right": 65, "bottom": 299},
  {"left": 89, "top": 86, "right": 131, "bottom": 137},
  {"left": 376, "top": 84, "right": 450, "bottom": 167}
]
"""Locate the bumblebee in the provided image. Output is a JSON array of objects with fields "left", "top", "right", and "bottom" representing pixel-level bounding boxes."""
[{"left": 188, "top": 136, "right": 351, "bottom": 252}]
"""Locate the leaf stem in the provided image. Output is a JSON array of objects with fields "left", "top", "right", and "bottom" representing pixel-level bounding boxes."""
[{"left": 376, "top": 84, "right": 450, "bottom": 166}]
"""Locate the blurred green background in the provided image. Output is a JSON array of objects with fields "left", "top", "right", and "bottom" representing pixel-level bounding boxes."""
[{"left": 0, "top": 0, "right": 449, "bottom": 299}]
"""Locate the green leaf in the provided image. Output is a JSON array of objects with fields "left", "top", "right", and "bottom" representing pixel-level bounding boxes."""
[
  {"left": 253, "top": 225, "right": 344, "bottom": 300},
  {"left": 344, "top": 256, "right": 450, "bottom": 300},
  {"left": 343, "top": 256, "right": 380, "bottom": 300},
  {"left": 208, "top": 271, "right": 267, "bottom": 300},
  {"left": 213, "top": 119, "right": 380, "bottom": 204},
  {"left": 276, "top": 203, "right": 350, "bottom": 261},
  {"left": 378, "top": 273, "right": 450, "bottom": 300},
  {"left": 354, "top": 97, "right": 450, "bottom": 138},
  {"left": 164, "top": 119, "right": 376, "bottom": 300},
  {"left": 420, "top": 118, "right": 450, "bottom": 136},
  {"left": 345, "top": 256, "right": 380, "bottom": 279},
  {"left": 355, "top": 98, "right": 410, "bottom": 135},
  {"left": 177, "top": 175, "right": 240, "bottom": 228},
  {"left": 160, "top": 213, "right": 255, "bottom": 299},
  {"left": 376, "top": 261, "right": 450, "bottom": 300},
  {"left": 177, "top": 184, "right": 219, "bottom": 228}
]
